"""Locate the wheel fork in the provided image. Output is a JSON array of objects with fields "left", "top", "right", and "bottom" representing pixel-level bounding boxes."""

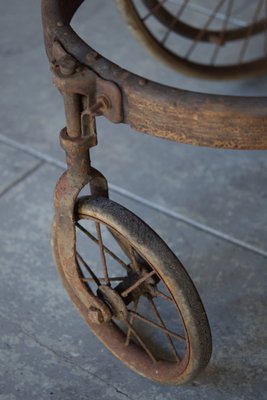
[{"left": 51, "top": 41, "right": 123, "bottom": 324}]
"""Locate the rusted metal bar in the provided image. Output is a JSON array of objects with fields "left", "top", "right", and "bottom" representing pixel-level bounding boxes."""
[
  {"left": 62, "top": 93, "right": 81, "bottom": 138},
  {"left": 53, "top": 128, "right": 110, "bottom": 323}
]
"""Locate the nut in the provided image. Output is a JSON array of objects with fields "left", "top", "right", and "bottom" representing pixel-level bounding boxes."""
[{"left": 88, "top": 306, "right": 104, "bottom": 324}]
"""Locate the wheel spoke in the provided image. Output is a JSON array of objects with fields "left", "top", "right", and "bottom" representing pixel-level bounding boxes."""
[
  {"left": 142, "top": 0, "right": 167, "bottom": 22},
  {"left": 125, "top": 299, "right": 139, "bottom": 346},
  {"left": 95, "top": 223, "right": 110, "bottom": 285},
  {"left": 76, "top": 252, "right": 101, "bottom": 287},
  {"left": 76, "top": 222, "right": 130, "bottom": 271},
  {"left": 210, "top": 0, "right": 234, "bottom": 65},
  {"left": 120, "top": 270, "right": 155, "bottom": 298},
  {"left": 129, "top": 246, "right": 140, "bottom": 273},
  {"left": 185, "top": 0, "right": 228, "bottom": 59},
  {"left": 125, "top": 320, "right": 157, "bottom": 363},
  {"left": 82, "top": 276, "right": 125, "bottom": 282},
  {"left": 148, "top": 297, "right": 181, "bottom": 361},
  {"left": 161, "top": 0, "right": 190, "bottom": 45},
  {"left": 238, "top": 0, "right": 264, "bottom": 63},
  {"left": 129, "top": 310, "right": 186, "bottom": 342},
  {"left": 153, "top": 288, "right": 174, "bottom": 303},
  {"left": 174, "top": 0, "right": 247, "bottom": 27}
]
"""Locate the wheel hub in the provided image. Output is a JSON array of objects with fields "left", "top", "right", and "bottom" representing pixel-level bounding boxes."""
[
  {"left": 97, "top": 285, "right": 128, "bottom": 320},
  {"left": 96, "top": 267, "right": 158, "bottom": 321}
]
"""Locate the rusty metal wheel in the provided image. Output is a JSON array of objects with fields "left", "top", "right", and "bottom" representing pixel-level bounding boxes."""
[
  {"left": 117, "top": 0, "right": 267, "bottom": 78},
  {"left": 52, "top": 196, "right": 211, "bottom": 384}
]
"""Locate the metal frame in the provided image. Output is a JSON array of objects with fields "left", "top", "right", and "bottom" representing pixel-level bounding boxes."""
[{"left": 42, "top": 0, "right": 267, "bottom": 150}]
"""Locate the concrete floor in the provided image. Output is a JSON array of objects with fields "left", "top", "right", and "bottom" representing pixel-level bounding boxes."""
[{"left": 0, "top": 1, "right": 266, "bottom": 399}]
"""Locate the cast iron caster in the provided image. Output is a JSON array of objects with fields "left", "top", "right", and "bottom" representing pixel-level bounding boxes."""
[{"left": 52, "top": 195, "right": 211, "bottom": 384}]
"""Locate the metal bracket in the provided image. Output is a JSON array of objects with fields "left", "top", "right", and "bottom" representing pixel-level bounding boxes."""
[{"left": 51, "top": 41, "right": 123, "bottom": 124}]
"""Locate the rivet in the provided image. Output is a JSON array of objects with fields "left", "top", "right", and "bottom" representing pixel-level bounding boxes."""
[
  {"left": 138, "top": 78, "right": 148, "bottom": 86},
  {"left": 121, "top": 70, "right": 130, "bottom": 80},
  {"left": 86, "top": 51, "right": 99, "bottom": 63}
]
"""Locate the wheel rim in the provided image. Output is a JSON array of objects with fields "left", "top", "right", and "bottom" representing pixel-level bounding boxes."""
[
  {"left": 52, "top": 197, "right": 211, "bottom": 383},
  {"left": 119, "top": 0, "right": 267, "bottom": 76},
  {"left": 75, "top": 213, "right": 191, "bottom": 382}
]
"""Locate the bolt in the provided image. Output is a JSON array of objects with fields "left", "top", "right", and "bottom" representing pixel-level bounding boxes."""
[
  {"left": 58, "top": 54, "right": 77, "bottom": 76},
  {"left": 88, "top": 306, "right": 104, "bottom": 324},
  {"left": 89, "top": 96, "right": 111, "bottom": 116},
  {"left": 90, "top": 100, "right": 104, "bottom": 115}
]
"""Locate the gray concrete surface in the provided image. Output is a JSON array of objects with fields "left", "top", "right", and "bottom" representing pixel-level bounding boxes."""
[{"left": 0, "top": 1, "right": 266, "bottom": 399}]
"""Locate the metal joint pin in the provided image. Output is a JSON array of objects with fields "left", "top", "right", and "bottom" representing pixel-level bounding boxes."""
[{"left": 89, "top": 96, "right": 111, "bottom": 116}]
